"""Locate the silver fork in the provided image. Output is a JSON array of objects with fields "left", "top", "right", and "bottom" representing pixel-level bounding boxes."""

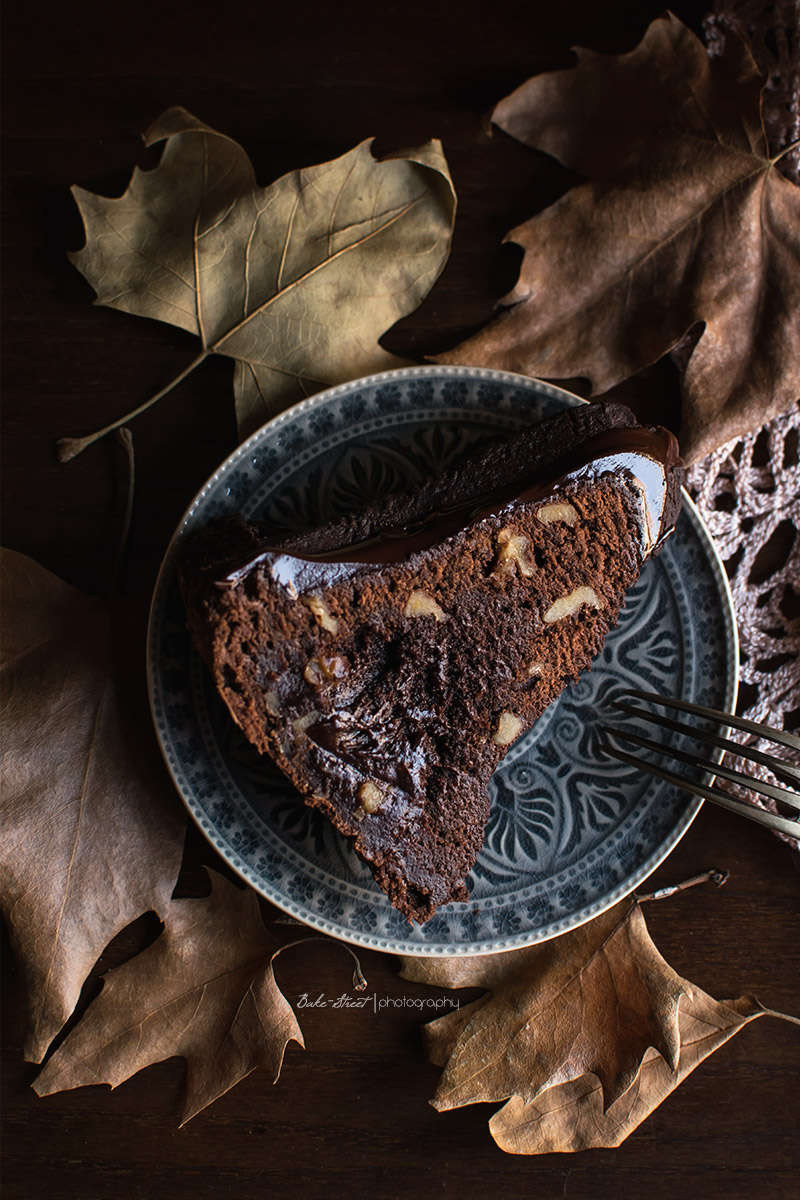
[{"left": 599, "top": 690, "right": 800, "bottom": 838}]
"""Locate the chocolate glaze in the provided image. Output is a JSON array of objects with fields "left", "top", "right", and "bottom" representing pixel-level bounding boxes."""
[{"left": 216, "top": 424, "right": 680, "bottom": 594}]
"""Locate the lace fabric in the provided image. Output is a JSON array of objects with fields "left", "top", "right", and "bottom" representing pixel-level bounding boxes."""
[{"left": 687, "top": 403, "right": 800, "bottom": 847}]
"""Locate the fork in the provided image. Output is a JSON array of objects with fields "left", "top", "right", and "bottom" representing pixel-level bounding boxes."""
[{"left": 599, "top": 690, "right": 800, "bottom": 838}]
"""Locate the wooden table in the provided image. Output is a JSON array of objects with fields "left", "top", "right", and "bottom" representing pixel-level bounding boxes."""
[{"left": 3, "top": 1, "right": 798, "bottom": 1196}]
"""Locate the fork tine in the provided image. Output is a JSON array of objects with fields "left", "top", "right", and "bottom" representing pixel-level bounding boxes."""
[
  {"left": 606, "top": 726, "right": 800, "bottom": 812},
  {"left": 620, "top": 689, "right": 800, "bottom": 753},
  {"left": 599, "top": 741, "right": 800, "bottom": 838},
  {"left": 612, "top": 699, "right": 800, "bottom": 784}
]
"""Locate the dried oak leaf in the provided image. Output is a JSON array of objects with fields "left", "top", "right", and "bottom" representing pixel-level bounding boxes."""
[
  {"left": 60, "top": 107, "right": 456, "bottom": 457},
  {"left": 488, "top": 989, "right": 770, "bottom": 1153},
  {"left": 34, "top": 872, "right": 304, "bottom": 1125},
  {"left": 401, "top": 901, "right": 686, "bottom": 1113},
  {"left": 401, "top": 898, "right": 796, "bottom": 1152},
  {"left": 438, "top": 13, "right": 800, "bottom": 463},
  {"left": 0, "top": 548, "right": 186, "bottom": 1062}
]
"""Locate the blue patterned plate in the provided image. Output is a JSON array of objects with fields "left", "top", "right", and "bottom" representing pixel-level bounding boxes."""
[{"left": 148, "top": 366, "right": 737, "bottom": 955}]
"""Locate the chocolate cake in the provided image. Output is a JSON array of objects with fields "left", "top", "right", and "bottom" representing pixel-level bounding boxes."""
[{"left": 179, "top": 400, "right": 682, "bottom": 923}]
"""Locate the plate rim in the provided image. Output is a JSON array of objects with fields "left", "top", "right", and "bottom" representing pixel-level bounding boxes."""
[{"left": 147, "top": 364, "right": 739, "bottom": 957}]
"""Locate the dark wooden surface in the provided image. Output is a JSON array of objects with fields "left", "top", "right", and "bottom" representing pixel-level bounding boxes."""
[{"left": 2, "top": 2, "right": 798, "bottom": 1197}]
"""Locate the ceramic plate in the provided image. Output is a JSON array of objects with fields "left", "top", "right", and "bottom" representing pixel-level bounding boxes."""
[{"left": 148, "top": 366, "right": 738, "bottom": 956}]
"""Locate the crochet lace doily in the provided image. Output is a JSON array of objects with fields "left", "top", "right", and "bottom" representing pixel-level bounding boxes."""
[{"left": 687, "top": 402, "right": 800, "bottom": 847}]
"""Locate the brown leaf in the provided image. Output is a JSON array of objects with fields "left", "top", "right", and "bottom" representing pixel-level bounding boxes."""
[
  {"left": 404, "top": 896, "right": 799, "bottom": 1152},
  {"left": 438, "top": 13, "right": 800, "bottom": 462},
  {"left": 33, "top": 872, "right": 304, "bottom": 1125},
  {"left": 488, "top": 990, "right": 767, "bottom": 1153},
  {"left": 0, "top": 548, "right": 186, "bottom": 1061},
  {"left": 61, "top": 108, "right": 456, "bottom": 456},
  {"left": 401, "top": 900, "right": 687, "bottom": 1112}
]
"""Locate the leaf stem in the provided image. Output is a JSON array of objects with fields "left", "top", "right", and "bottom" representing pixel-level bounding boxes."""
[
  {"left": 760, "top": 1007, "right": 800, "bottom": 1027},
  {"left": 636, "top": 868, "right": 729, "bottom": 903},
  {"left": 272, "top": 936, "right": 368, "bottom": 991},
  {"left": 56, "top": 350, "right": 208, "bottom": 462}
]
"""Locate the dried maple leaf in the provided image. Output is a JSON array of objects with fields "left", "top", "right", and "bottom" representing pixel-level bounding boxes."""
[
  {"left": 34, "top": 873, "right": 304, "bottom": 1125},
  {"left": 438, "top": 13, "right": 800, "bottom": 463},
  {"left": 59, "top": 107, "right": 456, "bottom": 458},
  {"left": 0, "top": 548, "right": 186, "bottom": 1062},
  {"left": 402, "top": 897, "right": 799, "bottom": 1153}
]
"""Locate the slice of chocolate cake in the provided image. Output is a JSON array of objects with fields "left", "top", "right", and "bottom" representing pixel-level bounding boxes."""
[{"left": 179, "top": 400, "right": 682, "bottom": 923}]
